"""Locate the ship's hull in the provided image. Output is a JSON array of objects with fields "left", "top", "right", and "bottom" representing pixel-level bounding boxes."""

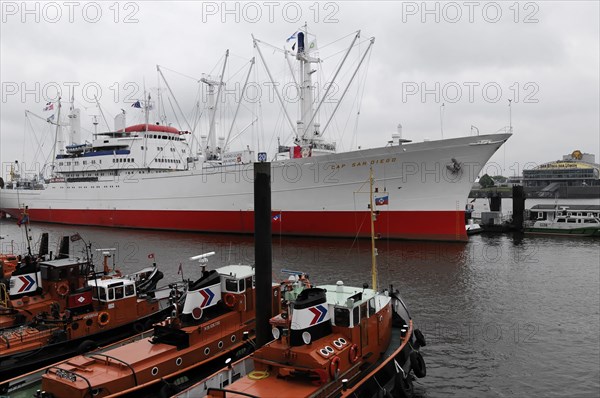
[
  {"left": 0, "top": 134, "right": 509, "bottom": 241},
  {"left": 524, "top": 226, "right": 600, "bottom": 236}
]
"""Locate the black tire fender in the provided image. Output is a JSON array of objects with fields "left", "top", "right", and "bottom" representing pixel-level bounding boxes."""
[
  {"left": 414, "top": 328, "right": 426, "bottom": 347},
  {"left": 393, "top": 372, "right": 414, "bottom": 398},
  {"left": 77, "top": 339, "right": 98, "bottom": 354},
  {"left": 410, "top": 350, "right": 426, "bottom": 378}
]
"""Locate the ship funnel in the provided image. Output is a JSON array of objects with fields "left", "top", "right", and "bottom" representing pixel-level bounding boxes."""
[
  {"left": 290, "top": 288, "right": 331, "bottom": 346},
  {"left": 114, "top": 112, "right": 126, "bottom": 132},
  {"left": 297, "top": 31, "right": 305, "bottom": 53}
]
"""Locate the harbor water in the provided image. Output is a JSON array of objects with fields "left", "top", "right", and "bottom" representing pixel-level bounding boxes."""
[{"left": 1, "top": 220, "right": 598, "bottom": 397}]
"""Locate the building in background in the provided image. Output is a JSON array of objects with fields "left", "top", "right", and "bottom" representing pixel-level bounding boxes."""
[{"left": 522, "top": 150, "right": 599, "bottom": 198}]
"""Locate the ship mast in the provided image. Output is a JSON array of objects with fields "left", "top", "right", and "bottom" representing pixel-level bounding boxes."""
[
  {"left": 50, "top": 98, "right": 62, "bottom": 175},
  {"left": 295, "top": 25, "right": 320, "bottom": 142},
  {"left": 253, "top": 27, "right": 371, "bottom": 154},
  {"left": 201, "top": 50, "right": 228, "bottom": 158},
  {"left": 369, "top": 167, "right": 378, "bottom": 291}
]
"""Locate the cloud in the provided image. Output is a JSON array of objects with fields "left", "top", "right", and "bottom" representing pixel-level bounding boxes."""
[{"left": 1, "top": 1, "right": 598, "bottom": 172}]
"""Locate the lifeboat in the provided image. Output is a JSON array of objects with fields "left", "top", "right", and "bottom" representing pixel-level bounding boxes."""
[
  {"left": 36, "top": 255, "right": 290, "bottom": 398},
  {"left": 124, "top": 124, "right": 180, "bottom": 134}
]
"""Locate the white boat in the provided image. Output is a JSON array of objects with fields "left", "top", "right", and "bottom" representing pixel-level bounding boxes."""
[
  {"left": 0, "top": 27, "right": 510, "bottom": 242},
  {"left": 524, "top": 205, "right": 600, "bottom": 236},
  {"left": 465, "top": 220, "right": 483, "bottom": 235}
]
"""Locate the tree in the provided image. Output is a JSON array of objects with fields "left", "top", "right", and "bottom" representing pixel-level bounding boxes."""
[{"left": 479, "top": 174, "right": 495, "bottom": 188}]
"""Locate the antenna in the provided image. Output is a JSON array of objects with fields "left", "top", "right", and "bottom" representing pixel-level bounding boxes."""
[
  {"left": 190, "top": 251, "right": 216, "bottom": 263},
  {"left": 508, "top": 99, "right": 512, "bottom": 133},
  {"left": 439, "top": 103, "right": 445, "bottom": 139},
  {"left": 92, "top": 115, "right": 99, "bottom": 135}
]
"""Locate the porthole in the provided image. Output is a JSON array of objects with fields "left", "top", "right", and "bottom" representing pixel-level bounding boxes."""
[
  {"left": 231, "top": 335, "right": 236, "bottom": 343},
  {"left": 176, "top": 357, "right": 182, "bottom": 366},
  {"left": 151, "top": 367, "right": 159, "bottom": 376},
  {"left": 204, "top": 347, "right": 210, "bottom": 356},
  {"left": 218, "top": 341, "right": 224, "bottom": 349}
]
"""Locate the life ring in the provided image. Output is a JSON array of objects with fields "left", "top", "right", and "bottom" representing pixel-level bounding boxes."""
[
  {"left": 410, "top": 350, "right": 426, "bottom": 378},
  {"left": 98, "top": 312, "right": 110, "bottom": 326},
  {"left": 224, "top": 293, "right": 238, "bottom": 308},
  {"left": 248, "top": 370, "right": 270, "bottom": 380},
  {"left": 329, "top": 356, "right": 340, "bottom": 379},
  {"left": 349, "top": 344, "right": 359, "bottom": 364},
  {"left": 57, "top": 282, "right": 70, "bottom": 297}
]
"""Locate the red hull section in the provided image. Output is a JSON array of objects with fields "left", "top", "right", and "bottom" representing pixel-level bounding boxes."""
[{"left": 4, "top": 208, "right": 467, "bottom": 241}]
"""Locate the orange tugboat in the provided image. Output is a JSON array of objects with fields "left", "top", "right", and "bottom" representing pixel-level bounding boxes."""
[
  {"left": 172, "top": 167, "right": 427, "bottom": 398},
  {"left": 0, "top": 249, "right": 173, "bottom": 381},
  {"left": 0, "top": 234, "right": 74, "bottom": 330},
  {"left": 172, "top": 282, "right": 426, "bottom": 398},
  {"left": 35, "top": 253, "right": 284, "bottom": 398}
]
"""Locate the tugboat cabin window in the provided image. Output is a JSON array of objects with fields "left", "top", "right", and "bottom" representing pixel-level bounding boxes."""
[
  {"left": 93, "top": 281, "right": 136, "bottom": 302},
  {"left": 369, "top": 298, "right": 376, "bottom": 316},
  {"left": 334, "top": 307, "right": 350, "bottom": 327},
  {"left": 93, "top": 287, "right": 107, "bottom": 301},
  {"left": 225, "top": 278, "right": 244, "bottom": 293},
  {"left": 353, "top": 306, "right": 360, "bottom": 326}
]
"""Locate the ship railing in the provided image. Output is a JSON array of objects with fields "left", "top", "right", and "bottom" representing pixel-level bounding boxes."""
[
  {"left": 174, "top": 356, "right": 254, "bottom": 398},
  {"left": 0, "top": 283, "right": 7, "bottom": 307},
  {"left": 85, "top": 353, "right": 138, "bottom": 386},
  {"left": 45, "top": 366, "right": 93, "bottom": 392},
  {"left": 1, "top": 327, "right": 54, "bottom": 347},
  {"left": 205, "top": 389, "right": 259, "bottom": 398}
]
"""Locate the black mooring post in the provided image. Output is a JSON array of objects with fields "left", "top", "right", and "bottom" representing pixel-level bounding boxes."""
[
  {"left": 512, "top": 185, "right": 525, "bottom": 230},
  {"left": 254, "top": 161, "right": 272, "bottom": 348}
]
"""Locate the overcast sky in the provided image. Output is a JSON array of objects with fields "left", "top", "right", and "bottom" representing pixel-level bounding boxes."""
[{"left": 1, "top": 1, "right": 598, "bottom": 178}]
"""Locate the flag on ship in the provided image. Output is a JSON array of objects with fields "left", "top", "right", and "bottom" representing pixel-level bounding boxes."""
[
  {"left": 17, "top": 214, "right": 29, "bottom": 226},
  {"left": 43, "top": 102, "right": 54, "bottom": 111},
  {"left": 286, "top": 31, "right": 297, "bottom": 42},
  {"left": 375, "top": 195, "right": 389, "bottom": 206},
  {"left": 148, "top": 253, "right": 155, "bottom": 259},
  {"left": 272, "top": 214, "right": 281, "bottom": 222},
  {"left": 70, "top": 233, "right": 82, "bottom": 242},
  {"left": 46, "top": 114, "right": 55, "bottom": 123},
  {"left": 132, "top": 100, "right": 142, "bottom": 108}
]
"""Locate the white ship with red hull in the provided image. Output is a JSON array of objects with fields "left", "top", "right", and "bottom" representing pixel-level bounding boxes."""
[
  {"left": 0, "top": 28, "right": 510, "bottom": 242},
  {"left": 0, "top": 132, "right": 508, "bottom": 241}
]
